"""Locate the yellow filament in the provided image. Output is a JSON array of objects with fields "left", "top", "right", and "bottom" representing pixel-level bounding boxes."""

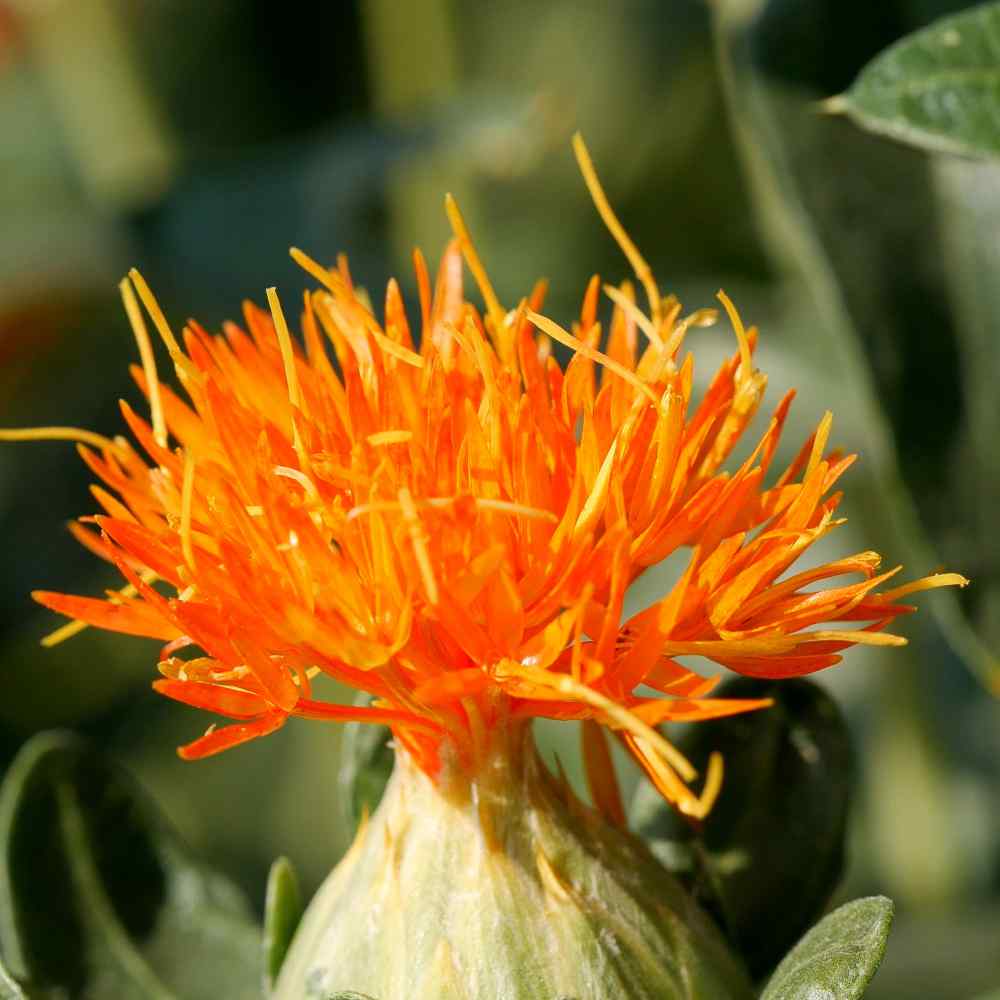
[
  {"left": 572, "top": 132, "right": 661, "bottom": 325},
  {"left": 880, "top": 572, "right": 970, "bottom": 600},
  {"left": 266, "top": 287, "right": 302, "bottom": 412},
  {"left": 119, "top": 278, "right": 167, "bottom": 448},
  {"left": 806, "top": 411, "right": 833, "bottom": 479},
  {"left": 0, "top": 427, "right": 129, "bottom": 460},
  {"left": 474, "top": 498, "right": 558, "bottom": 523},
  {"left": 663, "top": 630, "right": 908, "bottom": 659},
  {"left": 398, "top": 487, "right": 439, "bottom": 605},
  {"left": 274, "top": 465, "right": 320, "bottom": 500},
  {"left": 346, "top": 496, "right": 557, "bottom": 524},
  {"left": 574, "top": 435, "right": 618, "bottom": 539},
  {"left": 716, "top": 289, "right": 753, "bottom": 383},
  {"left": 267, "top": 286, "right": 314, "bottom": 476},
  {"left": 371, "top": 330, "right": 424, "bottom": 368},
  {"left": 503, "top": 662, "right": 697, "bottom": 782},
  {"left": 41, "top": 619, "right": 90, "bottom": 648},
  {"left": 603, "top": 284, "right": 662, "bottom": 349},
  {"left": 180, "top": 449, "right": 197, "bottom": 570},
  {"left": 444, "top": 194, "right": 506, "bottom": 336},
  {"left": 697, "top": 751, "right": 725, "bottom": 817},
  {"left": 127, "top": 269, "right": 185, "bottom": 364},
  {"left": 526, "top": 312, "right": 658, "bottom": 405},
  {"left": 289, "top": 247, "right": 344, "bottom": 296},
  {"left": 367, "top": 430, "right": 413, "bottom": 447},
  {"left": 41, "top": 570, "right": 157, "bottom": 647}
]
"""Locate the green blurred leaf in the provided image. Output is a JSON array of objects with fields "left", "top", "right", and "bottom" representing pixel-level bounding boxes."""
[
  {"left": 714, "top": 0, "right": 998, "bottom": 696},
  {"left": 761, "top": 896, "right": 894, "bottom": 1000},
  {"left": 834, "top": 3, "right": 1000, "bottom": 158},
  {"left": 325, "top": 994, "right": 378, "bottom": 999},
  {"left": 0, "top": 955, "right": 26, "bottom": 1000},
  {"left": 631, "top": 678, "right": 853, "bottom": 978},
  {"left": 336, "top": 696, "right": 393, "bottom": 832},
  {"left": 263, "top": 857, "right": 302, "bottom": 993},
  {"left": 0, "top": 731, "right": 261, "bottom": 999}
]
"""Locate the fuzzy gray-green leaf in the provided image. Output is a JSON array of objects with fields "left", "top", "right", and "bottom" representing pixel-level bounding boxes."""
[
  {"left": 0, "top": 731, "right": 261, "bottom": 999},
  {"left": 264, "top": 857, "right": 303, "bottom": 991},
  {"left": 761, "top": 897, "right": 893, "bottom": 1000},
  {"left": 835, "top": 3, "right": 1000, "bottom": 158}
]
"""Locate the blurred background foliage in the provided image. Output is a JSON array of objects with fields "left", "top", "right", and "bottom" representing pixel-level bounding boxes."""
[{"left": 0, "top": 0, "right": 997, "bottom": 995}]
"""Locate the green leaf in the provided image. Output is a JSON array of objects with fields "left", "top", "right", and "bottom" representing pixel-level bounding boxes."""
[
  {"left": 834, "top": 2, "right": 1000, "bottom": 159},
  {"left": 761, "top": 896, "right": 894, "bottom": 1000},
  {"left": 0, "top": 731, "right": 261, "bottom": 999},
  {"left": 0, "top": 955, "right": 26, "bottom": 1000},
  {"left": 337, "top": 695, "right": 393, "bottom": 831},
  {"left": 263, "top": 857, "right": 302, "bottom": 992},
  {"left": 630, "top": 678, "right": 853, "bottom": 978}
]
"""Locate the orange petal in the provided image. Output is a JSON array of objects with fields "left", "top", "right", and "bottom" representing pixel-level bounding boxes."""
[
  {"left": 178, "top": 712, "right": 286, "bottom": 760},
  {"left": 293, "top": 698, "right": 445, "bottom": 733},
  {"left": 32, "top": 590, "right": 180, "bottom": 641},
  {"left": 153, "top": 678, "right": 269, "bottom": 719}
]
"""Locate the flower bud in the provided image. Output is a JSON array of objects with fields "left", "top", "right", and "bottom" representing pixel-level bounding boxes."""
[{"left": 275, "top": 728, "right": 752, "bottom": 1000}]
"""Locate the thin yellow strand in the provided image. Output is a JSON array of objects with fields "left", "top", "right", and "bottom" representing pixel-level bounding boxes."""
[
  {"left": 501, "top": 662, "right": 697, "bottom": 783},
  {"left": 572, "top": 132, "right": 661, "bottom": 325},
  {"left": 266, "top": 287, "right": 302, "bottom": 411},
  {"left": 526, "top": 312, "right": 659, "bottom": 406},
  {"left": 371, "top": 330, "right": 424, "bottom": 368},
  {"left": 180, "top": 449, "right": 197, "bottom": 571},
  {"left": 806, "top": 411, "right": 833, "bottom": 480},
  {"left": 0, "top": 427, "right": 129, "bottom": 460},
  {"left": 41, "top": 569, "right": 157, "bottom": 647},
  {"left": 273, "top": 465, "right": 321, "bottom": 501},
  {"left": 127, "top": 269, "right": 185, "bottom": 363},
  {"left": 398, "top": 487, "right": 439, "bottom": 605},
  {"left": 697, "top": 751, "right": 725, "bottom": 816},
  {"left": 444, "top": 194, "right": 506, "bottom": 336},
  {"left": 474, "top": 498, "right": 558, "bottom": 523},
  {"left": 880, "top": 572, "right": 970, "bottom": 601},
  {"left": 603, "top": 283, "right": 662, "bottom": 350},
  {"left": 716, "top": 289, "right": 753, "bottom": 383},
  {"left": 266, "top": 286, "right": 314, "bottom": 477},
  {"left": 41, "top": 619, "right": 90, "bottom": 648},
  {"left": 119, "top": 278, "right": 167, "bottom": 448},
  {"left": 367, "top": 430, "right": 414, "bottom": 447},
  {"left": 289, "top": 247, "right": 345, "bottom": 296}
]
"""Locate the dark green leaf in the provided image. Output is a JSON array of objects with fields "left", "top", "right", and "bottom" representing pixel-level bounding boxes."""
[
  {"left": 630, "top": 678, "right": 853, "bottom": 978},
  {"left": 263, "top": 857, "right": 302, "bottom": 992},
  {"left": 337, "top": 696, "right": 393, "bottom": 831},
  {"left": 0, "top": 731, "right": 261, "bottom": 999},
  {"left": 835, "top": 2, "right": 1000, "bottom": 158},
  {"left": 760, "top": 896, "right": 894, "bottom": 1000}
]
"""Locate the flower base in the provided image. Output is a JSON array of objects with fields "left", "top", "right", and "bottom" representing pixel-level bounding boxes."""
[{"left": 274, "top": 728, "right": 752, "bottom": 1000}]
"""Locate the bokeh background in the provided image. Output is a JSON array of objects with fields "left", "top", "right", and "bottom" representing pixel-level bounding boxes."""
[{"left": 0, "top": 1, "right": 997, "bottom": 995}]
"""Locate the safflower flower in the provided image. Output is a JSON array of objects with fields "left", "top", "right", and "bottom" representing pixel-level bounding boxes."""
[{"left": 2, "top": 136, "right": 963, "bottom": 998}]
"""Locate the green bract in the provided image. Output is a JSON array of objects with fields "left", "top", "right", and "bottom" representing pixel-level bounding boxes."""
[{"left": 275, "top": 727, "right": 753, "bottom": 1000}]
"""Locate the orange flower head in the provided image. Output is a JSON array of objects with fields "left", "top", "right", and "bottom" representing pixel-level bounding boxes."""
[{"left": 7, "top": 136, "right": 965, "bottom": 820}]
